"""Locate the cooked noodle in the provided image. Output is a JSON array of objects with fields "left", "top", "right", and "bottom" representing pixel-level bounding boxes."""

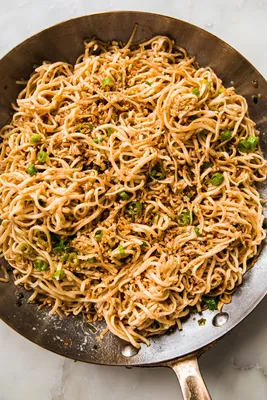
[{"left": 0, "top": 34, "right": 266, "bottom": 348}]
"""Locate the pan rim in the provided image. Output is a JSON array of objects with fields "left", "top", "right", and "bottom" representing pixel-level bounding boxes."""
[{"left": 0, "top": 10, "right": 267, "bottom": 366}]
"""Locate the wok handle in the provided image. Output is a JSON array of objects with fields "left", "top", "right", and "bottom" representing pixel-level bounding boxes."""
[{"left": 171, "top": 356, "right": 211, "bottom": 400}]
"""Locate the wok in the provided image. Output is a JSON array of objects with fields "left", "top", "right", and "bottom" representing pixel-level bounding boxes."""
[{"left": 0, "top": 11, "right": 267, "bottom": 400}]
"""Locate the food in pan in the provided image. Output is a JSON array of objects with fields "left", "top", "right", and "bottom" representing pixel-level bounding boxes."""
[{"left": 0, "top": 32, "right": 265, "bottom": 348}]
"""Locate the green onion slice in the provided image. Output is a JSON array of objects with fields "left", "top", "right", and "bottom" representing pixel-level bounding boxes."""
[
  {"left": 19, "top": 242, "right": 32, "bottom": 254},
  {"left": 53, "top": 238, "right": 71, "bottom": 254},
  {"left": 118, "top": 244, "right": 125, "bottom": 257},
  {"left": 198, "top": 318, "right": 206, "bottom": 326},
  {"left": 31, "top": 134, "right": 41, "bottom": 143},
  {"left": 210, "top": 172, "right": 224, "bottom": 186},
  {"left": 194, "top": 226, "right": 201, "bottom": 237},
  {"left": 238, "top": 139, "right": 251, "bottom": 153},
  {"left": 220, "top": 130, "right": 232, "bottom": 141},
  {"left": 51, "top": 270, "right": 65, "bottom": 281},
  {"left": 247, "top": 135, "right": 259, "bottom": 150},
  {"left": 102, "top": 76, "right": 114, "bottom": 87},
  {"left": 119, "top": 191, "right": 130, "bottom": 201},
  {"left": 95, "top": 231, "right": 103, "bottom": 241},
  {"left": 37, "top": 151, "right": 49, "bottom": 163},
  {"left": 34, "top": 259, "right": 48, "bottom": 271},
  {"left": 68, "top": 252, "right": 79, "bottom": 266},
  {"left": 202, "top": 296, "right": 219, "bottom": 310},
  {"left": 151, "top": 166, "right": 165, "bottom": 180},
  {"left": 192, "top": 87, "right": 200, "bottom": 97},
  {"left": 128, "top": 201, "right": 142, "bottom": 221},
  {"left": 27, "top": 164, "right": 37, "bottom": 176},
  {"left": 177, "top": 208, "right": 190, "bottom": 226},
  {"left": 106, "top": 128, "right": 114, "bottom": 136}
]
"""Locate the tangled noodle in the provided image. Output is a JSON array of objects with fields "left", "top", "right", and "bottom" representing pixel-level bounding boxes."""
[{"left": 0, "top": 33, "right": 266, "bottom": 348}]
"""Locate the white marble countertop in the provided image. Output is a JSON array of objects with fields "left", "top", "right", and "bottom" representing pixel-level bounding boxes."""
[{"left": 1, "top": 1, "right": 267, "bottom": 399}]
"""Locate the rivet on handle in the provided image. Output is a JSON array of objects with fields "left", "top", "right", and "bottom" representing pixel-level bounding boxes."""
[
  {"left": 212, "top": 312, "right": 229, "bottom": 327},
  {"left": 121, "top": 344, "right": 139, "bottom": 357}
]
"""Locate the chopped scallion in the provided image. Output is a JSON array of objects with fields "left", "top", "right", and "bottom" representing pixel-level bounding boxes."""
[
  {"left": 19, "top": 242, "right": 32, "bottom": 254},
  {"left": 68, "top": 252, "right": 79, "bottom": 266},
  {"left": 192, "top": 87, "right": 200, "bottom": 97},
  {"left": 198, "top": 318, "right": 206, "bottom": 326},
  {"left": 33, "top": 259, "right": 48, "bottom": 271},
  {"left": 53, "top": 238, "right": 71, "bottom": 254},
  {"left": 238, "top": 139, "right": 251, "bottom": 153},
  {"left": 210, "top": 172, "right": 224, "bottom": 186},
  {"left": 128, "top": 201, "right": 142, "bottom": 221},
  {"left": 194, "top": 226, "right": 201, "bottom": 237},
  {"left": 61, "top": 254, "right": 69, "bottom": 261},
  {"left": 37, "top": 151, "right": 49, "bottom": 163},
  {"left": 118, "top": 244, "right": 125, "bottom": 257},
  {"left": 247, "top": 135, "right": 259, "bottom": 150},
  {"left": 106, "top": 128, "right": 114, "bottom": 136},
  {"left": 27, "top": 164, "right": 37, "bottom": 176},
  {"left": 95, "top": 231, "right": 103, "bottom": 241},
  {"left": 220, "top": 130, "right": 232, "bottom": 141},
  {"left": 177, "top": 208, "right": 190, "bottom": 226},
  {"left": 102, "top": 76, "right": 114, "bottom": 87},
  {"left": 238, "top": 136, "right": 258, "bottom": 153},
  {"left": 31, "top": 134, "right": 41, "bottom": 143},
  {"left": 51, "top": 270, "right": 65, "bottom": 280},
  {"left": 202, "top": 297, "right": 219, "bottom": 310},
  {"left": 151, "top": 166, "right": 165, "bottom": 180},
  {"left": 119, "top": 191, "right": 130, "bottom": 201}
]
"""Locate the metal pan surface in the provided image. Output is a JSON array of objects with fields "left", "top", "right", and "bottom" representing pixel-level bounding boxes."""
[{"left": 0, "top": 11, "right": 267, "bottom": 372}]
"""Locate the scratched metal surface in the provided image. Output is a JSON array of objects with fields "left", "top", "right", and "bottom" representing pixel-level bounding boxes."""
[{"left": 0, "top": 11, "right": 267, "bottom": 366}]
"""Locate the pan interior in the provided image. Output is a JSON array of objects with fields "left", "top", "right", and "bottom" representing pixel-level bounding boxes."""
[{"left": 0, "top": 11, "right": 267, "bottom": 366}]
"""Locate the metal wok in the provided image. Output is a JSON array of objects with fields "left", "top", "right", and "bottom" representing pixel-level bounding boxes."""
[{"left": 0, "top": 11, "right": 267, "bottom": 400}]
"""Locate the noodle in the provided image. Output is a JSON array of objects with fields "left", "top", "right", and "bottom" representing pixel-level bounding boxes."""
[{"left": 0, "top": 34, "right": 266, "bottom": 348}]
